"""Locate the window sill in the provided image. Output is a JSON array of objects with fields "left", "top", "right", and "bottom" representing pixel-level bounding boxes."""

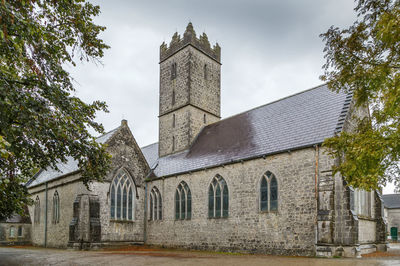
[
  {"left": 208, "top": 216, "right": 229, "bottom": 219},
  {"left": 110, "top": 219, "right": 136, "bottom": 223},
  {"left": 259, "top": 210, "right": 279, "bottom": 214},
  {"left": 174, "top": 218, "right": 191, "bottom": 221},
  {"left": 148, "top": 219, "right": 162, "bottom": 223}
]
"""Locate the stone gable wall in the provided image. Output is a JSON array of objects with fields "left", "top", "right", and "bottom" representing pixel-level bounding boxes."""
[{"left": 28, "top": 123, "right": 149, "bottom": 247}]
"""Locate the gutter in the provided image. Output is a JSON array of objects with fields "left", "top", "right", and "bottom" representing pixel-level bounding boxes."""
[{"left": 147, "top": 142, "right": 324, "bottom": 181}]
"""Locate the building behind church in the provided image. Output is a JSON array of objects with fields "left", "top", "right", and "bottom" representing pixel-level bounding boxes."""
[
  {"left": 382, "top": 194, "right": 400, "bottom": 242},
  {"left": 26, "top": 23, "right": 387, "bottom": 257}
]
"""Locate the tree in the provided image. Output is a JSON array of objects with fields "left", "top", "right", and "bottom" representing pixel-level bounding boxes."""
[
  {"left": 321, "top": 0, "right": 400, "bottom": 192},
  {"left": 0, "top": 0, "right": 111, "bottom": 220}
]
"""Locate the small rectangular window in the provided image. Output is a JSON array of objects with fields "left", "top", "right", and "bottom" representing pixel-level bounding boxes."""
[
  {"left": 18, "top": 226, "right": 22, "bottom": 237},
  {"left": 171, "top": 62, "right": 177, "bottom": 80},
  {"left": 172, "top": 114, "right": 176, "bottom": 128}
]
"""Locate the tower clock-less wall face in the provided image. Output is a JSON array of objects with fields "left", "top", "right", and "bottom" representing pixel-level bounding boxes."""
[{"left": 158, "top": 24, "right": 221, "bottom": 157}]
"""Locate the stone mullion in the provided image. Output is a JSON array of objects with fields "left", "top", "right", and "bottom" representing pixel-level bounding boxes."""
[
  {"left": 213, "top": 183, "right": 216, "bottom": 218},
  {"left": 184, "top": 187, "right": 187, "bottom": 219},
  {"left": 119, "top": 183, "right": 123, "bottom": 220},
  {"left": 179, "top": 188, "right": 182, "bottom": 219},
  {"left": 123, "top": 183, "right": 127, "bottom": 220},
  {"left": 126, "top": 184, "right": 130, "bottom": 220}
]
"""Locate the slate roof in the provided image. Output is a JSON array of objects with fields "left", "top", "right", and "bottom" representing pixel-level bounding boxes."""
[
  {"left": 27, "top": 127, "right": 120, "bottom": 188},
  {"left": 26, "top": 84, "right": 352, "bottom": 186},
  {"left": 141, "top": 142, "right": 159, "bottom": 168},
  {"left": 382, "top": 194, "right": 400, "bottom": 209},
  {"left": 150, "top": 84, "right": 352, "bottom": 178}
]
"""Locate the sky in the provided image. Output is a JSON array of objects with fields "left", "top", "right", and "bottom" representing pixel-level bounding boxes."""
[{"left": 68, "top": 0, "right": 395, "bottom": 194}]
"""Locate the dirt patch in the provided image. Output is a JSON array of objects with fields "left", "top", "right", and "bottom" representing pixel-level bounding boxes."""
[
  {"left": 362, "top": 251, "right": 400, "bottom": 257},
  {"left": 100, "top": 251, "right": 205, "bottom": 258},
  {"left": 3, "top": 245, "right": 39, "bottom": 249},
  {"left": 101, "top": 245, "right": 162, "bottom": 252}
]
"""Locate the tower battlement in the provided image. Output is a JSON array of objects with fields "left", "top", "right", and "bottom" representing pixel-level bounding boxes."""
[{"left": 160, "top": 23, "right": 221, "bottom": 63}]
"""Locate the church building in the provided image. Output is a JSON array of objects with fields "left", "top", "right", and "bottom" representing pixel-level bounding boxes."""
[{"left": 26, "top": 23, "right": 387, "bottom": 258}]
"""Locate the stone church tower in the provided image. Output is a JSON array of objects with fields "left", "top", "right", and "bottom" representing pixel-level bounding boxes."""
[{"left": 158, "top": 23, "right": 221, "bottom": 157}]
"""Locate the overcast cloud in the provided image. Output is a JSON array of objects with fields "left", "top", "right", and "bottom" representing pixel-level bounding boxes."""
[{"left": 66, "top": 0, "right": 394, "bottom": 193}]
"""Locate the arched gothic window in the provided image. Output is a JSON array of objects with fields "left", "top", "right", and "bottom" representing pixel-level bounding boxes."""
[
  {"left": 175, "top": 181, "right": 192, "bottom": 220},
  {"left": 52, "top": 191, "right": 60, "bottom": 224},
  {"left": 260, "top": 171, "right": 278, "bottom": 212},
  {"left": 149, "top": 187, "right": 162, "bottom": 220},
  {"left": 204, "top": 64, "right": 208, "bottom": 79},
  {"left": 110, "top": 171, "right": 135, "bottom": 221},
  {"left": 34, "top": 196, "right": 40, "bottom": 224},
  {"left": 208, "top": 175, "right": 229, "bottom": 218}
]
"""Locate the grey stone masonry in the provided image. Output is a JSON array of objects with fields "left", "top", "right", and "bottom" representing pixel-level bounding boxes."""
[
  {"left": 147, "top": 148, "right": 318, "bottom": 256},
  {"left": 159, "top": 23, "right": 221, "bottom": 157},
  {"left": 28, "top": 120, "right": 149, "bottom": 248},
  {"left": 375, "top": 193, "right": 387, "bottom": 246}
]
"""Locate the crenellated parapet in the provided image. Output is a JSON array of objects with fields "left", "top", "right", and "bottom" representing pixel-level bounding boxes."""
[{"left": 160, "top": 23, "right": 221, "bottom": 63}]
